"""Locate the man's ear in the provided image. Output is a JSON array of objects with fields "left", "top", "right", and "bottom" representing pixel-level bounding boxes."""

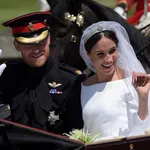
[
  {"left": 47, "top": 34, "right": 50, "bottom": 45},
  {"left": 14, "top": 40, "right": 20, "bottom": 51}
]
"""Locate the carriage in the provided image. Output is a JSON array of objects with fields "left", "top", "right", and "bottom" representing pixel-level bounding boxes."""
[
  {"left": 1, "top": 117, "right": 150, "bottom": 150},
  {"left": 0, "top": 0, "right": 150, "bottom": 149}
]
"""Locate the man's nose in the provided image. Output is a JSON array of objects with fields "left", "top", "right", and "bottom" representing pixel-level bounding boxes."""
[{"left": 31, "top": 45, "right": 40, "bottom": 51}]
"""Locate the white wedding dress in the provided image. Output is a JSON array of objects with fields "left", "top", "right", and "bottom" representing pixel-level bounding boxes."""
[{"left": 81, "top": 76, "right": 150, "bottom": 141}]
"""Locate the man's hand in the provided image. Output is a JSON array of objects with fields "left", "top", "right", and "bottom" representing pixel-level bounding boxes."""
[
  {"left": 114, "top": 6, "right": 127, "bottom": 19},
  {"left": 0, "top": 49, "right": 6, "bottom": 76}
]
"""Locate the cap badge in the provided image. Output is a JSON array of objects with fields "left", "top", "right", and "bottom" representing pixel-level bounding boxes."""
[
  {"left": 48, "top": 111, "right": 60, "bottom": 125},
  {"left": 28, "top": 22, "right": 34, "bottom": 31},
  {"left": 48, "top": 82, "right": 62, "bottom": 88}
]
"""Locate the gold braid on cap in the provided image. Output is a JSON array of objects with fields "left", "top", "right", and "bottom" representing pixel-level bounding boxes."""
[
  {"left": 15, "top": 30, "right": 49, "bottom": 44},
  {"left": 64, "top": 11, "right": 84, "bottom": 27}
]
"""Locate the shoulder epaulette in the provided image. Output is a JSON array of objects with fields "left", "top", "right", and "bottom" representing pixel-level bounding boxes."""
[{"left": 58, "top": 63, "right": 83, "bottom": 76}]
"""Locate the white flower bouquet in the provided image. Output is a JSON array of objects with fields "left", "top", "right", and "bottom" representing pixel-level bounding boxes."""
[{"left": 63, "top": 129, "right": 99, "bottom": 143}]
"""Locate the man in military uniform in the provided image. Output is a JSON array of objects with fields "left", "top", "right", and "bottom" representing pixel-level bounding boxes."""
[
  {"left": 0, "top": 11, "right": 86, "bottom": 134},
  {"left": 114, "top": 0, "right": 150, "bottom": 29}
]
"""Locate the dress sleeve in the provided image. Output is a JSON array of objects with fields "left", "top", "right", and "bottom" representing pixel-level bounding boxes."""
[{"left": 128, "top": 91, "right": 150, "bottom": 136}]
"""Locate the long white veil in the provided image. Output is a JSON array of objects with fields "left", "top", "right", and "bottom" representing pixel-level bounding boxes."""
[{"left": 79, "top": 21, "right": 146, "bottom": 77}]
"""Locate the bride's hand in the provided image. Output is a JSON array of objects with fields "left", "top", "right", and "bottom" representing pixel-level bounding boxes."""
[{"left": 132, "top": 71, "right": 150, "bottom": 96}]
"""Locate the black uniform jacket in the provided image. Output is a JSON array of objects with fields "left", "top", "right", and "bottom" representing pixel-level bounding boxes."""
[{"left": 0, "top": 57, "right": 86, "bottom": 134}]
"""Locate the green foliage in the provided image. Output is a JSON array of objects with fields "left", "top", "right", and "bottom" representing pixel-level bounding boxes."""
[
  {"left": 94, "top": 0, "right": 116, "bottom": 8},
  {"left": 0, "top": 0, "right": 39, "bottom": 31}
]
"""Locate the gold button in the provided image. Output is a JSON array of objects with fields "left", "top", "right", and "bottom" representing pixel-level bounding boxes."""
[
  {"left": 75, "top": 70, "right": 82, "bottom": 75},
  {"left": 129, "top": 144, "right": 134, "bottom": 150}
]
